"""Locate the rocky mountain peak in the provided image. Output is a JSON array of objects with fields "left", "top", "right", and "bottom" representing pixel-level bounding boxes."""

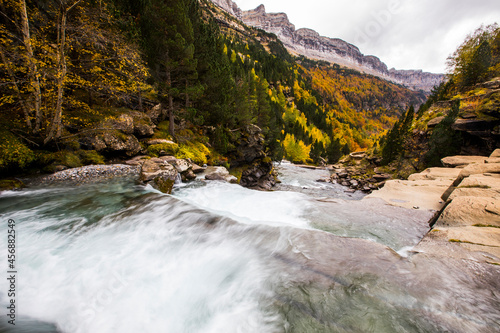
[
  {"left": 210, "top": 0, "right": 242, "bottom": 20},
  {"left": 215, "top": 1, "right": 444, "bottom": 92},
  {"left": 255, "top": 4, "right": 265, "bottom": 13}
]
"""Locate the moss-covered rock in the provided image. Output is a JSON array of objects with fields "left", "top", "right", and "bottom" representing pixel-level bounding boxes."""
[
  {"left": 147, "top": 142, "right": 179, "bottom": 157},
  {"left": 0, "top": 178, "right": 25, "bottom": 191},
  {"left": 175, "top": 142, "right": 210, "bottom": 165}
]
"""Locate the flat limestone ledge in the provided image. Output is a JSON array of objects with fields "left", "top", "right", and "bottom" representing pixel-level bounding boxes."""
[
  {"left": 450, "top": 173, "right": 500, "bottom": 200},
  {"left": 366, "top": 167, "right": 461, "bottom": 211},
  {"left": 415, "top": 227, "right": 500, "bottom": 265},
  {"left": 435, "top": 196, "right": 500, "bottom": 227},
  {"left": 448, "top": 187, "right": 500, "bottom": 201},
  {"left": 407, "top": 167, "right": 462, "bottom": 181},
  {"left": 441, "top": 155, "right": 487, "bottom": 167},
  {"left": 453, "top": 162, "right": 500, "bottom": 186}
]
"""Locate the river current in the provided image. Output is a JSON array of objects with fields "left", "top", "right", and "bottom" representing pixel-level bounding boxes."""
[{"left": 0, "top": 163, "right": 499, "bottom": 332}]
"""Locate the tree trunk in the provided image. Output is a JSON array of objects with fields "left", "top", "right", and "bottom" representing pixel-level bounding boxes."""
[
  {"left": 168, "top": 95, "right": 174, "bottom": 137},
  {"left": 166, "top": 68, "right": 175, "bottom": 137},
  {"left": 20, "top": 0, "right": 42, "bottom": 132},
  {"left": 45, "top": 0, "right": 81, "bottom": 144},
  {"left": 185, "top": 79, "right": 189, "bottom": 109},
  {"left": 138, "top": 90, "right": 143, "bottom": 112},
  {"left": 45, "top": 7, "right": 67, "bottom": 144}
]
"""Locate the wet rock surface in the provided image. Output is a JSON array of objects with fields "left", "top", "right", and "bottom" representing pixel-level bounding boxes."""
[
  {"left": 228, "top": 124, "right": 277, "bottom": 190},
  {"left": 240, "top": 161, "right": 276, "bottom": 190}
]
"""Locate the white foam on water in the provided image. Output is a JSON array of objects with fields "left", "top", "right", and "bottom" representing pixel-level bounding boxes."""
[
  {"left": 0, "top": 193, "right": 280, "bottom": 333},
  {"left": 173, "top": 181, "right": 312, "bottom": 229}
]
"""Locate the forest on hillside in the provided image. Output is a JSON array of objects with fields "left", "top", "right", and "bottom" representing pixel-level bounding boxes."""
[
  {"left": 0, "top": 0, "right": 425, "bottom": 174},
  {"left": 379, "top": 24, "right": 500, "bottom": 174}
]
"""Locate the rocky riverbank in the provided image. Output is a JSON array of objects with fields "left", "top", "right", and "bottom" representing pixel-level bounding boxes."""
[
  {"left": 323, "top": 151, "right": 392, "bottom": 193},
  {"left": 20, "top": 155, "right": 238, "bottom": 194},
  {"left": 364, "top": 150, "right": 500, "bottom": 265},
  {"left": 24, "top": 164, "right": 141, "bottom": 187}
]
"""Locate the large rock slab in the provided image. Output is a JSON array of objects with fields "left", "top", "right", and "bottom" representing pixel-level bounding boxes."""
[
  {"left": 436, "top": 196, "right": 500, "bottom": 227},
  {"left": 368, "top": 168, "right": 460, "bottom": 211},
  {"left": 415, "top": 227, "right": 500, "bottom": 264},
  {"left": 490, "top": 149, "right": 500, "bottom": 158},
  {"left": 459, "top": 173, "right": 500, "bottom": 187},
  {"left": 408, "top": 167, "right": 462, "bottom": 181},
  {"left": 441, "top": 155, "right": 486, "bottom": 167},
  {"left": 448, "top": 187, "right": 500, "bottom": 200},
  {"left": 448, "top": 174, "right": 500, "bottom": 200},
  {"left": 454, "top": 163, "right": 500, "bottom": 185},
  {"left": 366, "top": 179, "right": 450, "bottom": 211},
  {"left": 427, "top": 116, "right": 445, "bottom": 127}
]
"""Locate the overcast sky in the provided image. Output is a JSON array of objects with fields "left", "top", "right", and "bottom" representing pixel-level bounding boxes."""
[{"left": 233, "top": 0, "right": 499, "bottom": 73}]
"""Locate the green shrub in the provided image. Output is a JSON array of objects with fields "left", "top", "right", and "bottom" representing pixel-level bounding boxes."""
[
  {"left": 424, "top": 101, "right": 463, "bottom": 167},
  {"left": 152, "top": 121, "right": 172, "bottom": 140},
  {"left": 0, "top": 131, "right": 35, "bottom": 170},
  {"left": 38, "top": 151, "right": 83, "bottom": 170},
  {"left": 79, "top": 150, "right": 105, "bottom": 165},
  {"left": 147, "top": 142, "right": 179, "bottom": 157}
]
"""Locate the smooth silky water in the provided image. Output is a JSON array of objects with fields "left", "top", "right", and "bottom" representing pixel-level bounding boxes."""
[{"left": 0, "top": 164, "right": 499, "bottom": 332}]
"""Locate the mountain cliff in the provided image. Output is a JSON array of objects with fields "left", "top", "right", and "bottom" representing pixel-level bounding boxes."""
[{"left": 212, "top": 1, "right": 444, "bottom": 92}]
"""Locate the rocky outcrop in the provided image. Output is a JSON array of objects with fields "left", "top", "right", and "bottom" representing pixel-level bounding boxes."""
[
  {"left": 395, "top": 149, "right": 500, "bottom": 264},
  {"left": 81, "top": 131, "right": 142, "bottom": 157},
  {"left": 211, "top": 0, "right": 242, "bottom": 20},
  {"left": 232, "top": 124, "right": 266, "bottom": 165},
  {"left": 230, "top": 124, "right": 276, "bottom": 190},
  {"left": 240, "top": 160, "right": 276, "bottom": 190},
  {"left": 329, "top": 165, "right": 388, "bottom": 193},
  {"left": 126, "top": 155, "right": 204, "bottom": 193},
  {"left": 238, "top": 4, "right": 444, "bottom": 92},
  {"left": 80, "top": 111, "right": 156, "bottom": 157},
  {"left": 425, "top": 78, "right": 500, "bottom": 154}
]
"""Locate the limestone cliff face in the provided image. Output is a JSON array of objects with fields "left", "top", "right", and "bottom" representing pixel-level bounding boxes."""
[
  {"left": 226, "top": 3, "right": 444, "bottom": 92},
  {"left": 210, "top": 0, "right": 242, "bottom": 20}
]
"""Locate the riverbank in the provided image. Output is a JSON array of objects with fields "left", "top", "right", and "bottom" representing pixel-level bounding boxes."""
[
  {"left": 364, "top": 149, "right": 500, "bottom": 265},
  {"left": 24, "top": 164, "right": 141, "bottom": 187}
]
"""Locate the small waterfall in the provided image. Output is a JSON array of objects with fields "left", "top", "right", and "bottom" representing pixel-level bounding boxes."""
[{"left": 175, "top": 172, "right": 182, "bottom": 184}]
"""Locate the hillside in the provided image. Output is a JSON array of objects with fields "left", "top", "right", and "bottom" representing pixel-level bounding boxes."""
[
  {"left": 0, "top": 0, "right": 426, "bottom": 181},
  {"left": 212, "top": 0, "right": 445, "bottom": 92},
  {"left": 377, "top": 24, "right": 500, "bottom": 175}
]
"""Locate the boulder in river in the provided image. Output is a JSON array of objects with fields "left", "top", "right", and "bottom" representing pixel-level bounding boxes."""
[
  {"left": 140, "top": 159, "right": 178, "bottom": 194},
  {"left": 204, "top": 166, "right": 237, "bottom": 183}
]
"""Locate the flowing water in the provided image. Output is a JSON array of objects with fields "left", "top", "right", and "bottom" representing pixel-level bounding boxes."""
[{"left": 0, "top": 164, "right": 499, "bottom": 333}]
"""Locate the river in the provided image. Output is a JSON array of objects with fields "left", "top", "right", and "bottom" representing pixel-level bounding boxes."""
[{"left": 0, "top": 163, "right": 499, "bottom": 332}]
